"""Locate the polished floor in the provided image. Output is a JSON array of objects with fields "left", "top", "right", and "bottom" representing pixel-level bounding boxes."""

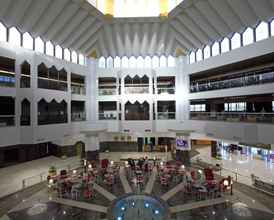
[
  {"left": 193, "top": 146, "right": 274, "bottom": 186},
  {"left": 0, "top": 151, "right": 274, "bottom": 220}
]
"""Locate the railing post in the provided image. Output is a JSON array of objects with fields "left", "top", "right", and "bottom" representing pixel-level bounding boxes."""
[
  {"left": 22, "top": 179, "right": 26, "bottom": 189},
  {"left": 40, "top": 174, "right": 43, "bottom": 182}
]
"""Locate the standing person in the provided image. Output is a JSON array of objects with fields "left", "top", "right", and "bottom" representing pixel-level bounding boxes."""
[{"left": 149, "top": 142, "right": 153, "bottom": 152}]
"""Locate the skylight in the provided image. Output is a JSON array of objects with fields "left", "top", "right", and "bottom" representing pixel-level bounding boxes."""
[{"left": 87, "top": 0, "right": 184, "bottom": 17}]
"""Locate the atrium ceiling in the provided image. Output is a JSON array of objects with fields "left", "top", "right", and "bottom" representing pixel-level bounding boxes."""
[{"left": 0, "top": 0, "right": 274, "bottom": 57}]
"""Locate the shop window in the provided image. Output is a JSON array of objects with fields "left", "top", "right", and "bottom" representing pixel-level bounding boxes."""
[
  {"left": 9, "top": 27, "right": 21, "bottom": 47},
  {"left": 0, "top": 22, "right": 7, "bottom": 42},
  {"left": 256, "top": 21, "right": 269, "bottom": 42},
  {"left": 64, "top": 48, "right": 71, "bottom": 61},
  {"left": 22, "top": 32, "right": 33, "bottom": 50},
  {"left": 137, "top": 56, "right": 144, "bottom": 68},
  {"left": 79, "top": 54, "right": 85, "bottom": 65},
  {"left": 203, "top": 45, "right": 211, "bottom": 59},
  {"left": 71, "top": 51, "right": 78, "bottom": 63},
  {"left": 190, "top": 104, "right": 206, "bottom": 112},
  {"left": 144, "top": 56, "right": 152, "bottom": 68},
  {"left": 55, "top": 45, "right": 63, "bottom": 59},
  {"left": 231, "top": 32, "right": 241, "bottom": 50},
  {"left": 129, "top": 56, "right": 137, "bottom": 68},
  {"left": 46, "top": 41, "right": 54, "bottom": 56},
  {"left": 225, "top": 102, "right": 246, "bottom": 112},
  {"left": 160, "top": 55, "right": 167, "bottom": 67},
  {"left": 114, "top": 56, "right": 121, "bottom": 68},
  {"left": 243, "top": 27, "right": 254, "bottom": 46},
  {"left": 20, "top": 61, "right": 31, "bottom": 88},
  {"left": 121, "top": 56, "right": 129, "bottom": 68},
  {"left": 212, "top": 42, "right": 220, "bottom": 56},
  {"left": 221, "top": 37, "right": 230, "bottom": 53},
  {"left": 167, "top": 55, "right": 175, "bottom": 67},
  {"left": 98, "top": 57, "right": 106, "bottom": 68},
  {"left": 189, "top": 52, "right": 195, "bottom": 64},
  {"left": 106, "top": 57, "right": 114, "bottom": 68},
  {"left": 196, "top": 49, "right": 202, "bottom": 62},
  {"left": 35, "top": 37, "right": 44, "bottom": 53}
]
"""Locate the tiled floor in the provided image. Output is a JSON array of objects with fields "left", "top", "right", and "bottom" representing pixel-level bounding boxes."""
[
  {"left": 193, "top": 146, "right": 274, "bottom": 185},
  {"left": 1, "top": 151, "right": 274, "bottom": 220}
]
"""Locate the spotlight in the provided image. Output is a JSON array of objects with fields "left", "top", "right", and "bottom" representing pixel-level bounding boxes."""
[
  {"left": 72, "top": 169, "right": 77, "bottom": 174},
  {"left": 132, "top": 202, "right": 135, "bottom": 207},
  {"left": 154, "top": 210, "right": 159, "bottom": 215},
  {"left": 88, "top": 164, "right": 92, "bottom": 169},
  {"left": 117, "top": 217, "right": 122, "bottom": 220},
  {"left": 145, "top": 203, "right": 149, "bottom": 208},
  {"left": 121, "top": 206, "right": 126, "bottom": 211}
]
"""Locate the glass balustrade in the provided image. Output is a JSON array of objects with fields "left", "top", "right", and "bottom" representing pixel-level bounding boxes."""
[
  {"left": 157, "top": 112, "right": 176, "bottom": 120},
  {"left": 71, "top": 112, "right": 86, "bottom": 122},
  {"left": 124, "top": 84, "right": 149, "bottom": 94},
  {"left": 190, "top": 112, "right": 274, "bottom": 124},
  {"left": 71, "top": 84, "right": 85, "bottom": 95},
  {"left": 0, "top": 115, "right": 15, "bottom": 127},
  {"left": 190, "top": 71, "right": 274, "bottom": 93},
  {"left": 99, "top": 112, "right": 117, "bottom": 120}
]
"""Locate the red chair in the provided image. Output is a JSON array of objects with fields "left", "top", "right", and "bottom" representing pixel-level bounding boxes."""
[{"left": 101, "top": 159, "right": 109, "bottom": 169}]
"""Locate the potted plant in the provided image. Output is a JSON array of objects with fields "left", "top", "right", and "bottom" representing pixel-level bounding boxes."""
[{"left": 48, "top": 166, "right": 57, "bottom": 177}]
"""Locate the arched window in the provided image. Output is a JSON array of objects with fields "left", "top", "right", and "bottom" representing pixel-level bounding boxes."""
[
  {"left": 221, "top": 37, "right": 230, "bottom": 53},
  {"left": 196, "top": 49, "right": 202, "bottom": 62},
  {"left": 46, "top": 41, "right": 54, "bottom": 56},
  {"left": 9, "top": 27, "right": 21, "bottom": 46},
  {"left": 35, "top": 37, "right": 44, "bottom": 53},
  {"left": 160, "top": 55, "right": 167, "bottom": 67},
  {"left": 256, "top": 21, "right": 269, "bottom": 42},
  {"left": 271, "top": 20, "right": 274, "bottom": 37},
  {"left": 0, "top": 22, "right": 7, "bottom": 42},
  {"left": 129, "top": 56, "right": 137, "bottom": 68},
  {"left": 144, "top": 56, "right": 152, "bottom": 68},
  {"left": 203, "top": 45, "right": 211, "bottom": 59},
  {"left": 55, "top": 45, "right": 63, "bottom": 59},
  {"left": 71, "top": 51, "right": 78, "bottom": 63},
  {"left": 106, "top": 56, "right": 114, "bottom": 68},
  {"left": 167, "top": 55, "right": 175, "bottom": 67},
  {"left": 189, "top": 52, "right": 195, "bottom": 64},
  {"left": 212, "top": 42, "right": 220, "bottom": 56},
  {"left": 114, "top": 56, "right": 121, "bottom": 68},
  {"left": 79, "top": 54, "right": 85, "bottom": 65},
  {"left": 231, "top": 33, "right": 241, "bottom": 50},
  {"left": 22, "top": 32, "right": 33, "bottom": 50},
  {"left": 64, "top": 48, "right": 71, "bottom": 61},
  {"left": 98, "top": 57, "right": 106, "bottom": 68},
  {"left": 121, "top": 56, "right": 129, "bottom": 68},
  {"left": 152, "top": 56, "right": 159, "bottom": 68},
  {"left": 243, "top": 27, "right": 254, "bottom": 46},
  {"left": 137, "top": 56, "right": 144, "bottom": 68}
]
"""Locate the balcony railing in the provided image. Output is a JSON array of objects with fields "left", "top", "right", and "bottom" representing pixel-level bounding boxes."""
[
  {"left": 190, "top": 71, "right": 274, "bottom": 93},
  {"left": 38, "top": 78, "right": 67, "bottom": 91},
  {"left": 157, "top": 112, "right": 176, "bottom": 120},
  {"left": 38, "top": 114, "right": 68, "bottom": 125},
  {"left": 0, "top": 76, "right": 15, "bottom": 88},
  {"left": 99, "top": 112, "right": 117, "bottom": 120},
  {"left": 71, "top": 112, "right": 86, "bottom": 122},
  {"left": 20, "top": 115, "right": 31, "bottom": 126},
  {"left": 71, "top": 84, "right": 85, "bottom": 95},
  {"left": 124, "top": 84, "right": 149, "bottom": 94},
  {"left": 98, "top": 88, "right": 117, "bottom": 96},
  {"left": 0, "top": 115, "right": 15, "bottom": 127},
  {"left": 190, "top": 112, "right": 274, "bottom": 124},
  {"left": 157, "top": 87, "right": 175, "bottom": 94}
]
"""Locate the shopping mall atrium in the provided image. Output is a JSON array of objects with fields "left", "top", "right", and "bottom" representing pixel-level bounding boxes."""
[{"left": 0, "top": 0, "right": 274, "bottom": 219}]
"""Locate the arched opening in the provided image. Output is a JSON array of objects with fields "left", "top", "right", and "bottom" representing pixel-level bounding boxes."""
[
  {"left": 20, "top": 61, "right": 31, "bottom": 88},
  {"left": 75, "top": 141, "right": 85, "bottom": 158},
  {"left": 125, "top": 101, "right": 150, "bottom": 120},
  {"left": 21, "top": 99, "right": 30, "bottom": 126}
]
